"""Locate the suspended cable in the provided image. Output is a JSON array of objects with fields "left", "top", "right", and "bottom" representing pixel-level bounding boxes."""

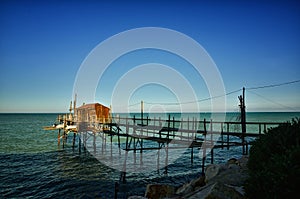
[
  {"left": 143, "top": 89, "right": 242, "bottom": 106},
  {"left": 247, "top": 90, "right": 299, "bottom": 111},
  {"left": 128, "top": 102, "right": 141, "bottom": 107},
  {"left": 121, "top": 79, "right": 300, "bottom": 109},
  {"left": 246, "top": 79, "right": 300, "bottom": 90}
]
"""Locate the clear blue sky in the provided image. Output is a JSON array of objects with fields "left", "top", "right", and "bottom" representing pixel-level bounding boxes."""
[{"left": 0, "top": 0, "right": 299, "bottom": 113}]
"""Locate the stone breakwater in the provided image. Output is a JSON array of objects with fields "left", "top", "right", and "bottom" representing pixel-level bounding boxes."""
[{"left": 129, "top": 156, "right": 249, "bottom": 199}]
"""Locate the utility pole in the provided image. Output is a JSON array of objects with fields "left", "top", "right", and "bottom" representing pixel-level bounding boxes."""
[
  {"left": 239, "top": 87, "right": 246, "bottom": 133},
  {"left": 238, "top": 87, "right": 247, "bottom": 154}
]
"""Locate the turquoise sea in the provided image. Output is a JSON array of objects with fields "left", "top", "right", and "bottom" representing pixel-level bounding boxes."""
[{"left": 0, "top": 112, "right": 299, "bottom": 198}]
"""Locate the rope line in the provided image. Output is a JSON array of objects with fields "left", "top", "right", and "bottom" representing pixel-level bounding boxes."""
[
  {"left": 127, "top": 79, "right": 300, "bottom": 107},
  {"left": 247, "top": 90, "right": 299, "bottom": 111},
  {"left": 130, "top": 89, "right": 241, "bottom": 106},
  {"left": 127, "top": 102, "right": 141, "bottom": 107},
  {"left": 246, "top": 79, "right": 300, "bottom": 90}
]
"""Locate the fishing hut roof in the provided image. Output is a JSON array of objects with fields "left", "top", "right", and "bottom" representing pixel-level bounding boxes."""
[{"left": 76, "top": 103, "right": 110, "bottom": 110}]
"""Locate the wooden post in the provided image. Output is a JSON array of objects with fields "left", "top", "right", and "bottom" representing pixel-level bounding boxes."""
[
  {"left": 141, "top": 100, "right": 144, "bottom": 126},
  {"left": 72, "top": 132, "right": 76, "bottom": 148},
  {"left": 58, "top": 129, "right": 61, "bottom": 146},
  {"left": 221, "top": 123, "right": 224, "bottom": 149},
  {"left": 117, "top": 127, "right": 121, "bottom": 148},
  {"left": 211, "top": 147, "right": 214, "bottom": 164},
  {"left": 181, "top": 118, "right": 183, "bottom": 140},
  {"left": 83, "top": 132, "right": 86, "bottom": 150},
  {"left": 63, "top": 115, "right": 67, "bottom": 148},
  {"left": 121, "top": 151, "right": 128, "bottom": 183},
  {"left": 173, "top": 116, "right": 175, "bottom": 129},
  {"left": 203, "top": 119, "right": 207, "bottom": 136},
  {"left": 187, "top": 117, "right": 190, "bottom": 140},
  {"left": 191, "top": 145, "right": 194, "bottom": 164},
  {"left": 240, "top": 87, "right": 246, "bottom": 133},
  {"left": 133, "top": 137, "right": 136, "bottom": 153},
  {"left": 157, "top": 146, "right": 160, "bottom": 172},
  {"left": 192, "top": 117, "right": 196, "bottom": 142},
  {"left": 78, "top": 133, "right": 81, "bottom": 153},
  {"left": 114, "top": 182, "right": 119, "bottom": 199},
  {"left": 94, "top": 132, "right": 97, "bottom": 154},
  {"left": 202, "top": 118, "right": 207, "bottom": 175},
  {"left": 167, "top": 115, "right": 170, "bottom": 140},
  {"left": 125, "top": 123, "right": 129, "bottom": 151},
  {"left": 69, "top": 101, "right": 72, "bottom": 113},
  {"left": 159, "top": 117, "right": 162, "bottom": 139},
  {"left": 63, "top": 131, "right": 65, "bottom": 148},
  {"left": 194, "top": 118, "right": 197, "bottom": 140},
  {"left": 140, "top": 139, "right": 143, "bottom": 166},
  {"left": 73, "top": 94, "right": 77, "bottom": 114},
  {"left": 210, "top": 119, "right": 213, "bottom": 145},
  {"left": 147, "top": 116, "right": 149, "bottom": 136},
  {"left": 227, "top": 123, "right": 230, "bottom": 150},
  {"left": 239, "top": 87, "right": 246, "bottom": 154},
  {"left": 165, "top": 144, "right": 169, "bottom": 174},
  {"left": 191, "top": 117, "right": 195, "bottom": 165}
]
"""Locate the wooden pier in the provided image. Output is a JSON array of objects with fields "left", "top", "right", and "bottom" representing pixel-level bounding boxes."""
[
  {"left": 43, "top": 101, "right": 285, "bottom": 198},
  {"left": 43, "top": 96, "right": 285, "bottom": 175},
  {"left": 46, "top": 112, "right": 284, "bottom": 172},
  {"left": 41, "top": 88, "right": 294, "bottom": 198}
]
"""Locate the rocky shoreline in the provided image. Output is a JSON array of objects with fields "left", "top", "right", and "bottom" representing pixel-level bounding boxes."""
[{"left": 129, "top": 156, "right": 249, "bottom": 199}]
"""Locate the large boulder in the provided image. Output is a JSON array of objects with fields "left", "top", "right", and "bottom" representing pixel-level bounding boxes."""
[
  {"left": 204, "top": 163, "right": 227, "bottom": 183},
  {"left": 143, "top": 156, "right": 249, "bottom": 199},
  {"left": 185, "top": 156, "right": 249, "bottom": 198},
  {"left": 145, "top": 184, "right": 175, "bottom": 199},
  {"left": 176, "top": 175, "right": 206, "bottom": 195},
  {"left": 186, "top": 182, "right": 244, "bottom": 199},
  {"left": 205, "top": 156, "right": 248, "bottom": 186}
]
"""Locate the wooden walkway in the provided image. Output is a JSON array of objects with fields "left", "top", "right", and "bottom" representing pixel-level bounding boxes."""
[
  {"left": 44, "top": 113, "right": 285, "bottom": 198},
  {"left": 74, "top": 115, "right": 284, "bottom": 176}
]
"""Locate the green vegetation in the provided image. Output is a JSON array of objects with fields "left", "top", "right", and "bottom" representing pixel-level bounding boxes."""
[{"left": 245, "top": 118, "right": 300, "bottom": 199}]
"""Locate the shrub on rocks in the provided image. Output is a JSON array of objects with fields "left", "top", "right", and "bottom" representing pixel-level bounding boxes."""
[{"left": 245, "top": 118, "right": 300, "bottom": 199}]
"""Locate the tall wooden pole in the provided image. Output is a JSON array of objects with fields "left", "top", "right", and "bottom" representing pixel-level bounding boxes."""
[
  {"left": 239, "top": 87, "right": 246, "bottom": 154},
  {"left": 69, "top": 101, "right": 72, "bottom": 113},
  {"left": 73, "top": 94, "right": 77, "bottom": 114},
  {"left": 141, "top": 100, "right": 144, "bottom": 126},
  {"left": 242, "top": 87, "right": 246, "bottom": 133}
]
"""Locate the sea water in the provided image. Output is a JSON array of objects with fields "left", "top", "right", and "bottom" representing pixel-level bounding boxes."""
[{"left": 0, "top": 112, "right": 299, "bottom": 198}]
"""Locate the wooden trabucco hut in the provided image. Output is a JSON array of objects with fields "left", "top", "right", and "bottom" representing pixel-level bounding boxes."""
[{"left": 75, "top": 103, "right": 111, "bottom": 123}]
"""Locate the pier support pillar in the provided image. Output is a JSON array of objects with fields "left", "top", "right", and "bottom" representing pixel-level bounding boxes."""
[{"left": 58, "top": 129, "right": 61, "bottom": 146}]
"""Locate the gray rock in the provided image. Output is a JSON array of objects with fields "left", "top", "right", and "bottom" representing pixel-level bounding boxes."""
[
  {"left": 147, "top": 156, "right": 249, "bottom": 199},
  {"left": 145, "top": 184, "right": 175, "bottom": 199},
  {"left": 205, "top": 156, "right": 248, "bottom": 186},
  {"left": 184, "top": 156, "right": 249, "bottom": 198},
  {"left": 205, "top": 164, "right": 225, "bottom": 183},
  {"left": 176, "top": 181, "right": 194, "bottom": 195},
  {"left": 186, "top": 182, "right": 244, "bottom": 199},
  {"left": 228, "top": 163, "right": 240, "bottom": 170},
  {"left": 176, "top": 176, "right": 205, "bottom": 195},
  {"left": 227, "top": 158, "right": 238, "bottom": 165}
]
